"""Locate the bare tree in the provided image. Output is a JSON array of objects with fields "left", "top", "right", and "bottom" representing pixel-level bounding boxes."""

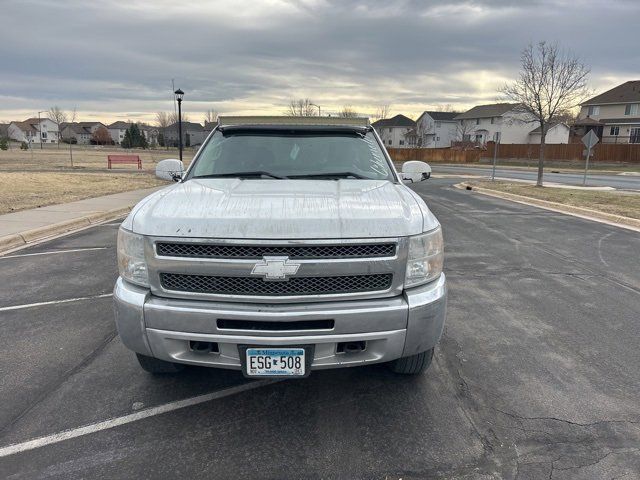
[
  {"left": 168, "top": 111, "right": 190, "bottom": 124},
  {"left": 501, "top": 42, "right": 590, "bottom": 186},
  {"left": 371, "top": 104, "right": 390, "bottom": 122},
  {"left": 48, "top": 106, "right": 67, "bottom": 149},
  {"left": 434, "top": 104, "right": 453, "bottom": 113},
  {"left": 91, "top": 126, "right": 112, "bottom": 145},
  {"left": 155, "top": 112, "right": 171, "bottom": 149},
  {"left": 204, "top": 109, "right": 218, "bottom": 125},
  {"left": 456, "top": 120, "right": 476, "bottom": 145},
  {"left": 286, "top": 98, "right": 317, "bottom": 116},
  {"left": 338, "top": 106, "right": 358, "bottom": 118}
]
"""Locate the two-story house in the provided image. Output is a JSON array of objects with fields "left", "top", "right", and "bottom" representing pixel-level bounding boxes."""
[
  {"left": 575, "top": 80, "right": 640, "bottom": 144},
  {"left": 164, "top": 121, "right": 211, "bottom": 147},
  {"left": 372, "top": 114, "right": 416, "bottom": 148},
  {"left": 8, "top": 117, "right": 59, "bottom": 144},
  {"left": 414, "top": 111, "right": 459, "bottom": 148},
  {"left": 455, "top": 103, "right": 569, "bottom": 145},
  {"left": 60, "top": 122, "right": 106, "bottom": 144}
]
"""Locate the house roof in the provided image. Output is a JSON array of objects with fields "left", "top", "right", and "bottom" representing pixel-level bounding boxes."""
[
  {"left": 371, "top": 114, "right": 415, "bottom": 128},
  {"left": 599, "top": 117, "right": 640, "bottom": 124},
  {"left": 167, "top": 121, "right": 205, "bottom": 131},
  {"left": 582, "top": 80, "right": 640, "bottom": 106},
  {"left": 455, "top": 103, "right": 519, "bottom": 120},
  {"left": 529, "top": 123, "right": 568, "bottom": 134},
  {"left": 419, "top": 111, "right": 459, "bottom": 122},
  {"left": 108, "top": 121, "right": 130, "bottom": 129},
  {"left": 12, "top": 121, "right": 37, "bottom": 133},
  {"left": 574, "top": 117, "right": 602, "bottom": 126}
]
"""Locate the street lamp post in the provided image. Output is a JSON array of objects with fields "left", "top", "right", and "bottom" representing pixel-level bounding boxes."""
[
  {"left": 37, "top": 110, "right": 47, "bottom": 150},
  {"left": 174, "top": 89, "right": 184, "bottom": 162}
]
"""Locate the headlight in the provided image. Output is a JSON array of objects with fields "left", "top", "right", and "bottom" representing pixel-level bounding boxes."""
[
  {"left": 405, "top": 227, "right": 444, "bottom": 288},
  {"left": 117, "top": 228, "right": 149, "bottom": 287}
]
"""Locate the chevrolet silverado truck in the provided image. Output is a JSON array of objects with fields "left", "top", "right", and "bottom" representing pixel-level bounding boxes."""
[{"left": 114, "top": 116, "right": 446, "bottom": 377}]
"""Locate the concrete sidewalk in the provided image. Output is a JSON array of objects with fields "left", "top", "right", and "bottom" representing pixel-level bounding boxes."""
[{"left": 0, "top": 186, "right": 163, "bottom": 253}]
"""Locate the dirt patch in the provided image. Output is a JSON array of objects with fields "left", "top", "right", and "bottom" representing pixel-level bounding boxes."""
[
  {"left": 0, "top": 171, "right": 167, "bottom": 214},
  {"left": 469, "top": 180, "right": 640, "bottom": 220}
]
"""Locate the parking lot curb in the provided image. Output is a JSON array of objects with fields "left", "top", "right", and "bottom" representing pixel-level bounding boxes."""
[
  {"left": 456, "top": 182, "right": 640, "bottom": 232},
  {"left": 0, "top": 206, "right": 133, "bottom": 255}
]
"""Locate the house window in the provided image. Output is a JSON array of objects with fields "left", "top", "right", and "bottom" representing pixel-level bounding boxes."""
[
  {"left": 388, "top": 128, "right": 392, "bottom": 133},
  {"left": 610, "top": 126, "right": 620, "bottom": 136},
  {"left": 490, "top": 117, "right": 495, "bottom": 124},
  {"left": 475, "top": 134, "right": 482, "bottom": 142},
  {"left": 624, "top": 104, "right": 639, "bottom": 116},
  {"left": 41, "top": 132, "right": 47, "bottom": 139},
  {"left": 587, "top": 106, "right": 600, "bottom": 116},
  {"left": 436, "top": 136, "right": 440, "bottom": 141},
  {"left": 399, "top": 140, "right": 404, "bottom": 146},
  {"left": 475, "top": 118, "right": 480, "bottom": 125},
  {"left": 388, "top": 139, "right": 392, "bottom": 145},
  {"left": 435, "top": 121, "right": 441, "bottom": 128}
]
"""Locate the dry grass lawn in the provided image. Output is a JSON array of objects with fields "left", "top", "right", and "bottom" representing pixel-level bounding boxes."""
[
  {"left": 0, "top": 172, "right": 167, "bottom": 214},
  {"left": 471, "top": 180, "right": 640, "bottom": 220}
]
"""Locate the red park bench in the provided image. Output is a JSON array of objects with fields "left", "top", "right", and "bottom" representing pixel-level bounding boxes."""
[{"left": 107, "top": 154, "right": 142, "bottom": 170}]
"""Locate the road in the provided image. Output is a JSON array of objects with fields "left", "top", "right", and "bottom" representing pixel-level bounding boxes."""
[
  {"left": 1, "top": 179, "right": 639, "bottom": 479},
  {"left": 433, "top": 164, "right": 640, "bottom": 190}
]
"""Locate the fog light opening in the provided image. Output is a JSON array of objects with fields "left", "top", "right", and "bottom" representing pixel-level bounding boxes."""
[
  {"left": 337, "top": 341, "right": 366, "bottom": 354},
  {"left": 189, "top": 341, "right": 219, "bottom": 354}
]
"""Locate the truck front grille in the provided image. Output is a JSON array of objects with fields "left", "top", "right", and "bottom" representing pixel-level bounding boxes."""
[
  {"left": 160, "top": 273, "right": 393, "bottom": 296},
  {"left": 156, "top": 242, "right": 396, "bottom": 259}
]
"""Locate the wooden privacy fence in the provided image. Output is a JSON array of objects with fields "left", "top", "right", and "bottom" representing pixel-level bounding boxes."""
[
  {"left": 386, "top": 147, "right": 480, "bottom": 163},
  {"left": 485, "top": 142, "right": 640, "bottom": 163}
]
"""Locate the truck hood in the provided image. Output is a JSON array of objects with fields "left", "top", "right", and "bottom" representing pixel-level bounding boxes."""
[{"left": 127, "top": 179, "right": 438, "bottom": 239}]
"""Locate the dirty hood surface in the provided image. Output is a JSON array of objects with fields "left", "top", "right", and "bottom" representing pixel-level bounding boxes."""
[{"left": 129, "top": 179, "right": 436, "bottom": 239}]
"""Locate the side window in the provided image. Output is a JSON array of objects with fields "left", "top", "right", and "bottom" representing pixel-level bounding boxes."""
[
  {"left": 388, "top": 139, "right": 392, "bottom": 145},
  {"left": 490, "top": 117, "right": 495, "bottom": 124},
  {"left": 475, "top": 118, "right": 480, "bottom": 125},
  {"left": 588, "top": 106, "right": 600, "bottom": 116},
  {"left": 435, "top": 121, "right": 441, "bottom": 128},
  {"left": 610, "top": 126, "right": 619, "bottom": 136},
  {"left": 624, "top": 104, "right": 638, "bottom": 116},
  {"left": 399, "top": 140, "right": 404, "bottom": 146}
]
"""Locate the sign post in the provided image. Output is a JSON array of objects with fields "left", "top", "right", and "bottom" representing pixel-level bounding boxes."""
[
  {"left": 491, "top": 132, "right": 500, "bottom": 181},
  {"left": 581, "top": 130, "right": 599, "bottom": 186}
]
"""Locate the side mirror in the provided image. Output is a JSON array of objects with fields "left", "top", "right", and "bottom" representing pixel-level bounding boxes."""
[
  {"left": 402, "top": 161, "right": 431, "bottom": 183},
  {"left": 156, "top": 158, "right": 184, "bottom": 182}
]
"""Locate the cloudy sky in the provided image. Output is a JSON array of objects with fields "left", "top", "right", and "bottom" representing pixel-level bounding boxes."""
[{"left": 1, "top": 0, "right": 637, "bottom": 124}]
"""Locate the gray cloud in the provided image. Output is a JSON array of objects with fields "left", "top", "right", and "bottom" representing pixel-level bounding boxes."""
[{"left": 1, "top": 0, "right": 638, "bottom": 122}]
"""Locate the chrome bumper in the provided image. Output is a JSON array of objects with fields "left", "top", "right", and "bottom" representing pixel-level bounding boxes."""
[{"left": 113, "top": 274, "right": 447, "bottom": 370}]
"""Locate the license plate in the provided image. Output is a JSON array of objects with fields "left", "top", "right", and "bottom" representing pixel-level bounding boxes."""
[{"left": 245, "top": 348, "right": 305, "bottom": 377}]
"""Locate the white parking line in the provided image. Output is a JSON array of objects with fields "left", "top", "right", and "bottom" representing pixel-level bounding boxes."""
[
  {"left": 1, "top": 247, "right": 108, "bottom": 259},
  {"left": 0, "top": 293, "right": 113, "bottom": 312},
  {"left": 0, "top": 379, "right": 281, "bottom": 458}
]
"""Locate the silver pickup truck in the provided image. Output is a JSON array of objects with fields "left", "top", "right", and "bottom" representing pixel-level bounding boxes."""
[{"left": 114, "top": 116, "right": 446, "bottom": 377}]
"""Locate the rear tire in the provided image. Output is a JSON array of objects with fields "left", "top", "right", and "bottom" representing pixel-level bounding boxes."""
[
  {"left": 136, "top": 353, "right": 185, "bottom": 374},
  {"left": 390, "top": 348, "right": 434, "bottom": 375}
]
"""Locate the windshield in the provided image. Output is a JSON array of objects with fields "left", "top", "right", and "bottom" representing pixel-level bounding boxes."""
[{"left": 186, "top": 129, "right": 395, "bottom": 181}]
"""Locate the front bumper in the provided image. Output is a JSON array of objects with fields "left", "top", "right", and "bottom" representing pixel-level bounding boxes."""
[{"left": 113, "top": 274, "right": 447, "bottom": 371}]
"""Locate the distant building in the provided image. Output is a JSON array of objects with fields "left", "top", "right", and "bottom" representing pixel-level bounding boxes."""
[
  {"left": 575, "top": 80, "right": 640, "bottom": 144},
  {"left": 107, "top": 121, "right": 158, "bottom": 145},
  {"left": 60, "top": 122, "right": 106, "bottom": 144},
  {"left": 528, "top": 123, "right": 571, "bottom": 145},
  {"left": 164, "top": 121, "right": 211, "bottom": 147},
  {"left": 7, "top": 117, "right": 59, "bottom": 144},
  {"left": 372, "top": 114, "right": 416, "bottom": 148},
  {"left": 414, "top": 111, "right": 459, "bottom": 148},
  {"left": 455, "top": 103, "right": 569, "bottom": 145}
]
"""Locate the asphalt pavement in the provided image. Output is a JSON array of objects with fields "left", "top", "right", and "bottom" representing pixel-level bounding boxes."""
[
  {"left": 433, "top": 164, "right": 640, "bottom": 190},
  {"left": 1, "top": 179, "right": 639, "bottom": 479}
]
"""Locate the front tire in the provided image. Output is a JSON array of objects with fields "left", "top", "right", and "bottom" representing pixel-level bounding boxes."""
[
  {"left": 136, "top": 353, "right": 185, "bottom": 374},
  {"left": 390, "top": 348, "right": 434, "bottom": 375}
]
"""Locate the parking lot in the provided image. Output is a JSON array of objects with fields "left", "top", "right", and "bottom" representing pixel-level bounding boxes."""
[{"left": 1, "top": 178, "right": 639, "bottom": 479}]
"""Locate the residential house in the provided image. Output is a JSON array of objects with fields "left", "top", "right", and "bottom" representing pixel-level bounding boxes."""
[
  {"left": 372, "top": 114, "right": 416, "bottom": 148},
  {"left": 0, "top": 123, "right": 8, "bottom": 139},
  {"left": 575, "top": 80, "right": 640, "bottom": 144},
  {"left": 454, "top": 103, "right": 569, "bottom": 145},
  {"left": 107, "top": 121, "right": 130, "bottom": 145},
  {"left": 164, "top": 121, "right": 211, "bottom": 147},
  {"left": 139, "top": 124, "right": 159, "bottom": 146},
  {"left": 60, "top": 122, "right": 106, "bottom": 144},
  {"left": 414, "top": 111, "right": 459, "bottom": 148},
  {"left": 8, "top": 117, "right": 59, "bottom": 144},
  {"left": 528, "top": 123, "right": 571, "bottom": 145}
]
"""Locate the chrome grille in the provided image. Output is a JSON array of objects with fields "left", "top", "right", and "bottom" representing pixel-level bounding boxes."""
[
  {"left": 160, "top": 273, "right": 393, "bottom": 296},
  {"left": 156, "top": 242, "right": 396, "bottom": 259}
]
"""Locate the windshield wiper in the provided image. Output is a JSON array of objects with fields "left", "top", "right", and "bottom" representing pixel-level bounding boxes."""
[
  {"left": 288, "top": 172, "right": 367, "bottom": 179},
  {"left": 192, "top": 171, "right": 286, "bottom": 179}
]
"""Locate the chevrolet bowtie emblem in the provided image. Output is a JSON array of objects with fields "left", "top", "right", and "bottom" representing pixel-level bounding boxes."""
[{"left": 251, "top": 256, "right": 301, "bottom": 281}]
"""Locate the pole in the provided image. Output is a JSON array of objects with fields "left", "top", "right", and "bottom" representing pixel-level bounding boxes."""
[
  {"left": 177, "top": 99, "right": 183, "bottom": 162},
  {"left": 583, "top": 144, "right": 591, "bottom": 186},
  {"left": 38, "top": 111, "right": 43, "bottom": 149},
  {"left": 491, "top": 133, "right": 500, "bottom": 181}
]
